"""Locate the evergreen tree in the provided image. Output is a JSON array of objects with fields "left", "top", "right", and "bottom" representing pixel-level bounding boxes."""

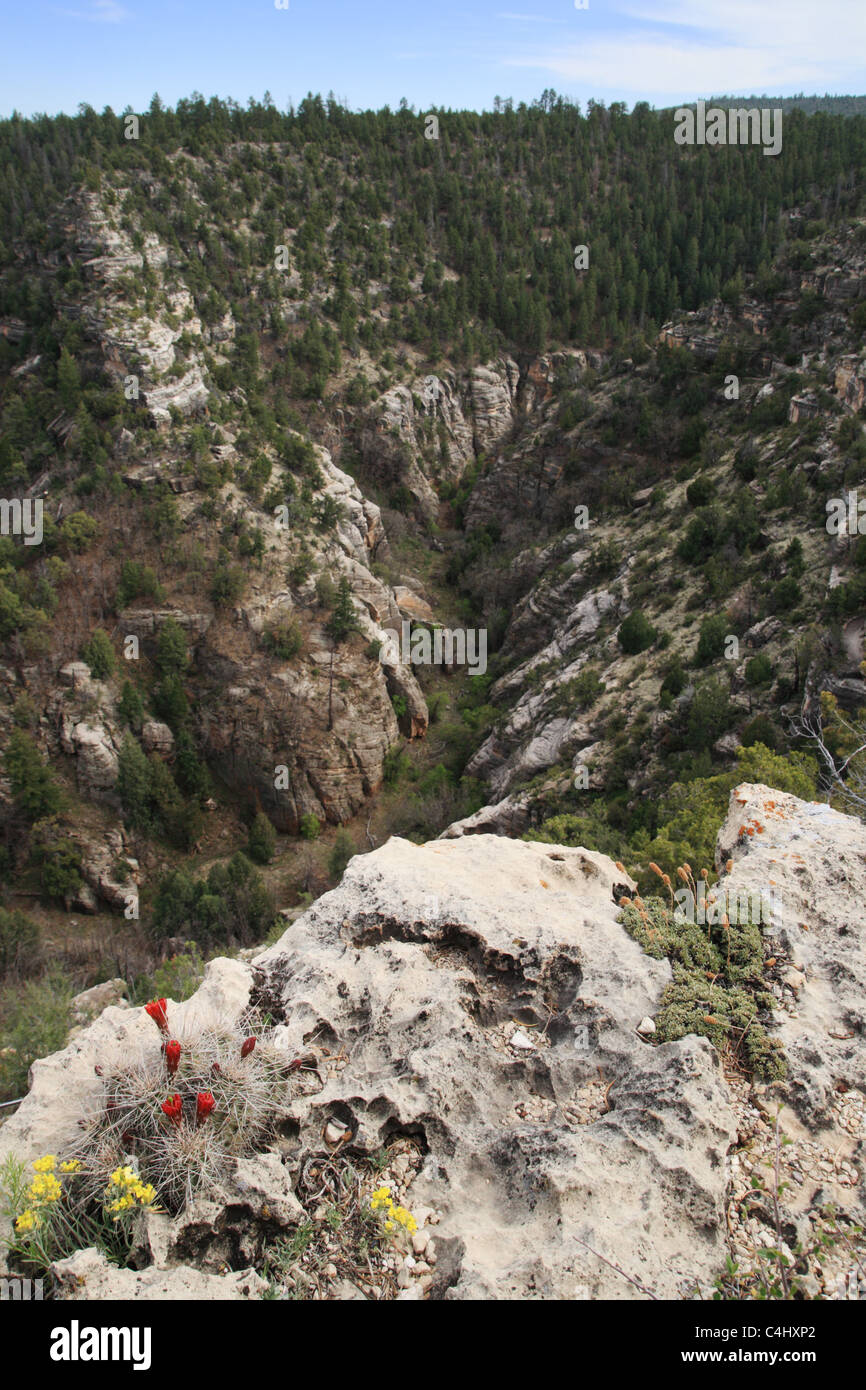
[
  {"left": 117, "top": 734, "right": 152, "bottom": 830},
  {"left": 118, "top": 680, "right": 145, "bottom": 731},
  {"left": 5, "top": 731, "right": 63, "bottom": 822},
  {"left": 56, "top": 347, "right": 80, "bottom": 412},
  {"left": 81, "top": 628, "right": 115, "bottom": 680},
  {"left": 247, "top": 811, "right": 276, "bottom": 865},
  {"left": 326, "top": 577, "right": 359, "bottom": 644},
  {"left": 154, "top": 617, "right": 189, "bottom": 675}
]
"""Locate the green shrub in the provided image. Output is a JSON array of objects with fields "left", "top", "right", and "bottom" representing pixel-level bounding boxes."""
[
  {"left": 152, "top": 674, "right": 189, "bottom": 729},
  {"left": 173, "top": 730, "right": 211, "bottom": 800},
  {"left": 39, "top": 838, "right": 83, "bottom": 904},
  {"left": 768, "top": 576, "right": 801, "bottom": 613},
  {"left": 745, "top": 653, "right": 773, "bottom": 686},
  {"left": 117, "top": 680, "right": 145, "bottom": 731},
  {"left": 383, "top": 744, "right": 411, "bottom": 785},
  {"left": 618, "top": 610, "right": 656, "bottom": 655},
  {"left": 328, "top": 828, "right": 355, "bottom": 881},
  {"left": 315, "top": 573, "right": 337, "bottom": 608},
  {"left": 686, "top": 679, "right": 733, "bottom": 751},
  {"left": 326, "top": 577, "right": 359, "bottom": 643},
  {"left": 247, "top": 812, "right": 277, "bottom": 865},
  {"left": 211, "top": 563, "right": 245, "bottom": 606},
  {"left": 149, "top": 853, "right": 276, "bottom": 950},
  {"left": 59, "top": 511, "right": 99, "bottom": 554},
  {"left": 567, "top": 666, "right": 606, "bottom": 709},
  {"left": 116, "top": 560, "right": 163, "bottom": 610},
  {"left": 5, "top": 730, "right": 63, "bottom": 822},
  {"left": 299, "top": 813, "right": 321, "bottom": 840},
  {"left": 660, "top": 657, "right": 687, "bottom": 708},
  {"left": 134, "top": 945, "right": 205, "bottom": 1005},
  {"left": 117, "top": 735, "right": 152, "bottom": 830},
  {"left": 686, "top": 475, "right": 715, "bottom": 507},
  {"left": 0, "top": 908, "right": 41, "bottom": 980},
  {"left": 634, "top": 743, "right": 817, "bottom": 881},
  {"left": 741, "top": 714, "right": 779, "bottom": 749},
  {"left": 0, "top": 971, "right": 74, "bottom": 1102},
  {"left": 262, "top": 619, "right": 303, "bottom": 660},
  {"left": 81, "top": 628, "right": 115, "bottom": 680},
  {"left": 696, "top": 614, "right": 729, "bottom": 665},
  {"left": 154, "top": 618, "right": 189, "bottom": 676}
]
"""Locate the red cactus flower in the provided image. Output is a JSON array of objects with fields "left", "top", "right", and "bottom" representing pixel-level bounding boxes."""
[
  {"left": 165, "top": 1040, "right": 181, "bottom": 1076},
  {"left": 241, "top": 1036, "right": 257, "bottom": 1059},
  {"left": 161, "top": 1093, "right": 183, "bottom": 1126},
  {"left": 145, "top": 999, "right": 169, "bottom": 1033},
  {"left": 195, "top": 1092, "right": 215, "bottom": 1126}
]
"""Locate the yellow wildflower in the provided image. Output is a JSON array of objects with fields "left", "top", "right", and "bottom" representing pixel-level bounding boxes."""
[
  {"left": 392, "top": 1205, "right": 418, "bottom": 1233},
  {"left": 15, "top": 1209, "right": 39, "bottom": 1234},
  {"left": 103, "top": 1165, "right": 155, "bottom": 1218},
  {"left": 369, "top": 1183, "right": 418, "bottom": 1238},
  {"left": 32, "top": 1155, "right": 56, "bottom": 1173},
  {"left": 60, "top": 1159, "right": 81, "bottom": 1173},
  {"left": 26, "top": 1172, "right": 62, "bottom": 1205}
]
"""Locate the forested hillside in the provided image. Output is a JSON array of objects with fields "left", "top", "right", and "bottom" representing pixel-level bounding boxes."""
[{"left": 0, "top": 92, "right": 865, "bottom": 1106}]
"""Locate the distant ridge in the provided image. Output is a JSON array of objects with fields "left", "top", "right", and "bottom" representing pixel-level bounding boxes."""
[{"left": 702, "top": 94, "right": 866, "bottom": 117}]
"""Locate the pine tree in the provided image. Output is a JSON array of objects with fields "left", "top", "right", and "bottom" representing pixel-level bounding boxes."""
[
  {"left": 118, "top": 681, "right": 145, "bottom": 732},
  {"left": 247, "top": 811, "right": 276, "bottom": 865},
  {"left": 57, "top": 347, "right": 80, "bottom": 412},
  {"left": 5, "top": 730, "right": 63, "bottom": 822},
  {"left": 155, "top": 617, "right": 189, "bottom": 675},
  {"left": 326, "top": 577, "right": 358, "bottom": 644},
  {"left": 117, "top": 735, "right": 152, "bottom": 829},
  {"left": 82, "top": 628, "right": 115, "bottom": 680}
]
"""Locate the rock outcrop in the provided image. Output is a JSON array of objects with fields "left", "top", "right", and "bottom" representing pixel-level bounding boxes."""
[
  {"left": 716, "top": 782, "right": 866, "bottom": 1128},
  {"left": 73, "top": 190, "right": 211, "bottom": 427},
  {"left": 1, "top": 836, "right": 732, "bottom": 1300},
  {"left": 51, "top": 1247, "right": 266, "bottom": 1300},
  {"left": 3, "top": 787, "right": 864, "bottom": 1301}
]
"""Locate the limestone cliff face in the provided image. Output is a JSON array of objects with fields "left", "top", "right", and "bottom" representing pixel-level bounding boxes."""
[
  {"left": 356, "top": 351, "right": 586, "bottom": 518},
  {"left": 72, "top": 190, "right": 214, "bottom": 426},
  {"left": 41, "top": 187, "right": 432, "bottom": 835},
  {"left": 115, "top": 446, "right": 428, "bottom": 833}
]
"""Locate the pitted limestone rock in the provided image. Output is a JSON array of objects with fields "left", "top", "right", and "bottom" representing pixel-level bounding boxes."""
[{"left": 716, "top": 782, "right": 866, "bottom": 1129}]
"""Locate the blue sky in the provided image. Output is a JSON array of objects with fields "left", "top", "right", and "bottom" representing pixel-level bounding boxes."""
[{"left": 1, "top": 0, "right": 864, "bottom": 120}]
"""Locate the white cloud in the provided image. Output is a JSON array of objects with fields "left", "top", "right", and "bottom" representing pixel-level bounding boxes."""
[
  {"left": 502, "top": 1, "right": 866, "bottom": 101},
  {"left": 496, "top": 11, "right": 564, "bottom": 21},
  {"left": 61, "top": 0, "right": 129, "bottom": 22}
]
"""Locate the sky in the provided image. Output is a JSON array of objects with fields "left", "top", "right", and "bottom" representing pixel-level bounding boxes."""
[{"left": 1, "top": 0, "right": 865, "bottom": 120}]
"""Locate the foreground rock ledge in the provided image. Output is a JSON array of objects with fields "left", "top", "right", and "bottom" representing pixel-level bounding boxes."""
[
  {"left": 3, "top": 789, "right": 864, "bottom": 1299},
  {"left": 1, "top": 835, "right": 735, "bottom": 1300}
]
